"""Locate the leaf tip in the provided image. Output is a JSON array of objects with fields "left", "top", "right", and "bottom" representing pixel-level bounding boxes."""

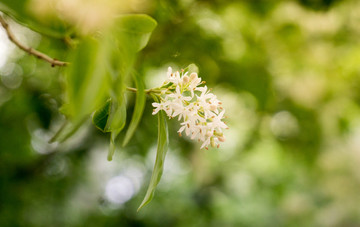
[
  {"left": 121, "top": 141, "right": 128, "bottom": 148},
  {"left": 137, "top": 197, "right": 151, "bottom": 212},
  {"left": 48, "top": 135, "right": 57, "bottom": 144},
  {"left": 122, "top": 136, "right": 130, "bottom": 147},
  {"left": 107, "top": 139, "right": 116, "bottom": 161}
]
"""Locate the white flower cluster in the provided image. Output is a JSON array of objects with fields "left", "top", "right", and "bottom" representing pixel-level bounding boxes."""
[{"left": 152, "top": 67, "right": 228, "bottom": 149}]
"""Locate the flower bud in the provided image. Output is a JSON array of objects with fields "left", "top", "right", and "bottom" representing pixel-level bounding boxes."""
[
  {"left": 210, "top": 137, "right": 216, "bottom": 147},
  {"left": 190, "top": 72, "right": 198, "bottom": 81},
  {"left": 218, "top": 136, "right": 226, "bottom": 142},
  {"left": 210, "top": 104, "right": 217, "bottom": 111},
  {"left": 214, "top": 131, "right": 223, "bottom": 136},
  {"left": 182, "top": 75, "right": 189, "bottom": 84}
]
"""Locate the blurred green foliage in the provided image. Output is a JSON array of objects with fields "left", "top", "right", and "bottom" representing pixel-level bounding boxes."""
[{"left": 1, "top": 0, "right": 360, "bottom": 226}]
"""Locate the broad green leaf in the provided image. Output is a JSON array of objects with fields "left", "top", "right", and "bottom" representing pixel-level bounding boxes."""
[
  {"left": 116, "top": 14, "right": 157, "bottom": 34},
  {"left": 104, "top": 30, "right": 135, "bottom": 92},
  {"left": 114, "top": 14, "right": 157, "bottom": 52},
  {"left": 64, "top": 37, "right": 109, "bottom": 121},
  {"left": 137, "top": 110, "right": 169, "bottom": 211},
  {"left": 122, "top": 72, "right": 146, "bottom": 146},
  {"left": 104, "top": 14, "right": 157, "bottom": 103},
  {"left": 57, "top": 37, "right": 109, "bottom": 143},
  {"left": 103, "top": 26, "right": 131, "bottom": 97}
]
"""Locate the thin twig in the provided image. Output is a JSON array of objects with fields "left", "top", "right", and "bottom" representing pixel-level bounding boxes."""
[{"left": 0, "top": 15, "right": 69, "bottom": 67}]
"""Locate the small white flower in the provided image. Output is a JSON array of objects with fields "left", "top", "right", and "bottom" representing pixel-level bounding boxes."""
[
  {"left": 168, "top": 86, "right": 191, "bottom": 104},
  {"left": 171, "top": 103, "right": 187, "bottom": 120},
  {"left": 152, "top": 102, "right": 165, "bottom": 115},
  {"left": 212, "top": 110, "right": 228, "bottom": 131},
  {"left": 152, "top": 100, "right": 172, "bottom": 116},
  {"left": 178, "top": 120, "right": 192, "bottom": 136},
  {"left": 200, "top": 136, "right": 211, "bottom": 149},
  {"left": 167, "top": 67, "right": 181, "bottom": 85}
]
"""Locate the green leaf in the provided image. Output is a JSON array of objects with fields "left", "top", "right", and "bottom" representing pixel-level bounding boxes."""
[
  {"left": 64, "top": 37, "right": 109, "bottom": 121},
  {"left": 91, "top": 97, "right": 127, "bottom": 161},
  {"left": 114, "top": 14, "right": 157, "bottom": 52},
  {"left": 122, "top": 72, "right": 146, "bottom": 146},
  {"left": 108, "top": 96, "right": 127, "bottom": 131},
  {"left": 137, "top": 110, "right": 169, "bottom": 211},
  {"left": 92, "top": 99, "right": 111, "bottom": 133},
  {"left": 108, "top": 129, "right": 120, "bottom": 161},
  {"left": 92, "top": 97, "right": 127, "bottom": 132},
  {"left": 103, "top": 14, "right": 157, "bottom": 87},
  {"left": 106, "top": 97, "right": 126, "bottom": 161},
  {"left": 49, "top": 118, "right": 86, "bottom": 143},
  {"left": 116, "top": 14, "right": 157, "bottom": 34}
]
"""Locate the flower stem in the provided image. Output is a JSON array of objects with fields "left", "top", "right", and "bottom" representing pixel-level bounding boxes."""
[
  {"left": 126, "top": 87, "right": 162, "bottom": 95},
  {"left": 126, "top": 87, "right": 138, "bottom": 93}
]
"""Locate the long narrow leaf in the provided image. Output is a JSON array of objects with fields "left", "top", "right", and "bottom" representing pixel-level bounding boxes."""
[
  {"left": 122, "top": 72, "right": 146, "bottom": 146},
  {"left": 49, "top": 118, "right": 86, "bottom": 143},
  {"left": 137, "top": 110, "right": 168, "bottom": 211}
]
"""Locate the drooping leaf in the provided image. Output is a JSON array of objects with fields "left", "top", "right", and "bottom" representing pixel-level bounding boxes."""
[
  {"left": 137, "top": 110, "right": 169, "bottom": 211},
  {"left": 122, "top": 72, "right": 146, "bottom": 146}
]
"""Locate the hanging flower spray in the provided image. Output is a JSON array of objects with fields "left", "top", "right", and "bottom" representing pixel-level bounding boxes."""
[{"left": 151, "top": 67, "right": 228, "bottom": 149}]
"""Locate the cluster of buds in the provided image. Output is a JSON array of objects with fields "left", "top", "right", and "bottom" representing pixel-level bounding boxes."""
[{"left": 152, "top": 67, "right": 228, "bottom": 149}]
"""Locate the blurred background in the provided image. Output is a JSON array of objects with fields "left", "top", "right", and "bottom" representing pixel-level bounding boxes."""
[{"left": 1, "top": 0, "right": 360, "bottom": 226}]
